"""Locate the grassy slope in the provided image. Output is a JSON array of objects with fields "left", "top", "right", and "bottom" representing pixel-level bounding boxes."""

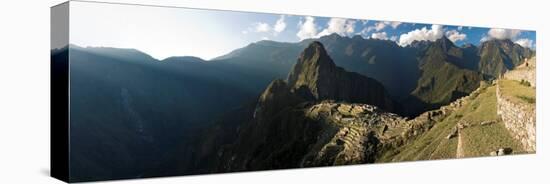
[
  {"left": 380, "top": 107, "right": 460, "bottom": 162},
  {"left": 379, "top": 84, "right": 524, "bottom": 162},
  {"left": 459, "top": 85, "right": 523, "bottom": 157},
  {"left": 499, "top": 80, "right": 536, "bottom": 105}
]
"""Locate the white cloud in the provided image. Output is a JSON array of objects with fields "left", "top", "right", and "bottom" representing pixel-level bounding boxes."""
[
  {"left": 480, "top": 36, "right": 490, "bottom": 43},
  {"left": 390, "top": 35, "right": 398, "bottom": 42},
  {"left": 254, "top": 22, "right": 271, "bottom": 33},
  {"left": 388, "top": 21, "right": 402, "bottom": 29},
  {"left": 274, "top": 15, "right": 286, "bottom": 33},
  {"left": 445, "top": 30, "right": 467, "bottom": 43},
  {"left": 515, "top": 38, "right": 534, "bottom": 48},
  {"left": 371, "top": 32, "right": 388, "bottom": 40},
  {"left": 486, "top": 28, "right": 521, "bottom": 40},
  {"left": 247, "top": 16, "right": 286, "bottom": 37},
  {"left": 367, "top": 21, "right": 402, "bottom": 32},
  {"left": 398, "top": 25, "right": 444, "bottom": 46},
  {"left": 369, "top": 22, "right": 386, "bottom": 32},
  {"left": 297, "top": 16, "right": 319, "bottom": 40},
  {"left": 317, "top": 18, "right": 356, "bottom": 37}
]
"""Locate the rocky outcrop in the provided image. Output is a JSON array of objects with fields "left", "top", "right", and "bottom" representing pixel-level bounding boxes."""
[
  {"left": 496, "top": 84, "right": 536, "bottom": 152},
  {"left": 478, "top": 39, "right": 534, "bottom": 77},
  {"left": 287, "top": 41, "right": 396, "bottom": 112},
  {"left": 254, "top": 79, "right": 304, "bottom": 121}
]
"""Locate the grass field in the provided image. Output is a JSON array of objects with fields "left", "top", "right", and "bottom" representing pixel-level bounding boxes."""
[
  {"left": 459, "top": 85, "right": 523, "bottom": 157},
  {"left": 499, "top": 79, "right": 536, "bottom": 105}
]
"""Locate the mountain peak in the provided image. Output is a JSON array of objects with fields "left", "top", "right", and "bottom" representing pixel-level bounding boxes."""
[
  {"left": 295, "top": 41, "right": 336, "bottom": 72},
  {"left": 162, "top": 56, "right": 205, "bottom": 62},
  {"left": 308, "top": 40, "right": 324, "bottom": 48},
  {"left": 286, "top": 42, "right": 395, "bottom": 111},
  {"left": 478, "top": 38, "right": 534, "bottom": 77},
  {"left": 352, "top": 35, "right": 364, "bottom": 41},
  {"left": 408, "top": 40, "right": 432, "bottom": 50},
  {"left": 288, "top": 41, "right": 335, "bottom": 87},
  {"left": 319, "top": 33, "right": 344, "bottom": 41},
  {"left": 481, "top": 38, "right": 516, "bottom": 49},
  {"left": 433, "top": 36, "right": 456, "bottom": 51},
  {"left": 462, "top": 43, "right": 476, "bottom": 49}
]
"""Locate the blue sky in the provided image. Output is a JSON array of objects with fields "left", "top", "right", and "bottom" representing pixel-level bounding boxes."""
[{"left": 70, "top": 1, "right": 536, "bottom": 60}]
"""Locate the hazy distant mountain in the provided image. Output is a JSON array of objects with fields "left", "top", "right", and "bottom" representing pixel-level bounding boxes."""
[
  {"left": 211, "top": 40, "right": 305, "bottom": 79},
  {"left": 66, "top": 45, "right": 272, "bottom": 181}
]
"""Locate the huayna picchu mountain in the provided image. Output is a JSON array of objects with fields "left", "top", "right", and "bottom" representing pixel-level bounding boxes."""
[{"left": 287, "top": 41, "right": 396, "bottom": 112}]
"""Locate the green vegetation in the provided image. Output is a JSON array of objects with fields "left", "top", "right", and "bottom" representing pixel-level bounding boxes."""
[
  {"left": 406, "top": 37, "right": 481, "bottom": 116},
  {"left": 499, "top": 80, "right": 536, "bottom": 104},
  {"left": 461, "top": 122, "right": 523, "bottom": 157},
  {"left": 517, "top": 95, "right": 535, "bottom": 104},
  {"left": 457, "top": 86, "right": 523, "bottom": 157},
  {"left": 379, "top": 108, "right": 462, "bottom": 162},
  {"left": 519, "top": 79, "right": 531, "bottom": 87}
]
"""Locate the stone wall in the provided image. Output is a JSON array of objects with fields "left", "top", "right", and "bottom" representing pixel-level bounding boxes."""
[
  {"left": 496, "top": 85, "right": 536, "bottom": 152},
  {"left": 504, "top": 57, "right": 536, "bottom": 87},
  {"left": 504, "top": 68, "right": 536, "bottom": 87}
]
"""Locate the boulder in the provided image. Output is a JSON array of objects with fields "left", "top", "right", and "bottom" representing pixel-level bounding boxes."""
[
  {"left": 446, "top": 126, "right": 459, "bottom": 139},
  {"left": 497, "top": 148, "right": 505, "bottom": 156},
  {"left": 480, "top": 121, "right": 495, "bottom": 126}
]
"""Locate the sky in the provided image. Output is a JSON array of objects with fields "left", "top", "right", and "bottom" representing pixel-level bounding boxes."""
[{"left": 70, "top": 1, "right": 536, "bottom": 60}]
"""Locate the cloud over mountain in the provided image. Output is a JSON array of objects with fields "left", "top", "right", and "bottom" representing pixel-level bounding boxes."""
[
  {"left": 487, "top": 28, "right": 521, "bottom": 40},
  {"left": 371, "top": 32, "right": 388, "bottom": 40},
  {"left": 274, "top": 15, "right": 287, "bottom": 33},
  {"left": 515, "top": 38, "right": 535, "bottom": 48},
  {"left": 297, "top": 16, "right": 319, "bottom": 40},
  {"left": 398, "top": 25, "right": 444, "bottom": 46},
  {"left": 318, "top": 18, "right": 356, "bottom": 37},
  {"left": 365, "top": 21, "right": 402, "bottom": 33},
  {"left": 445, "top": 30, "right": 467, "bottom": 43}
]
